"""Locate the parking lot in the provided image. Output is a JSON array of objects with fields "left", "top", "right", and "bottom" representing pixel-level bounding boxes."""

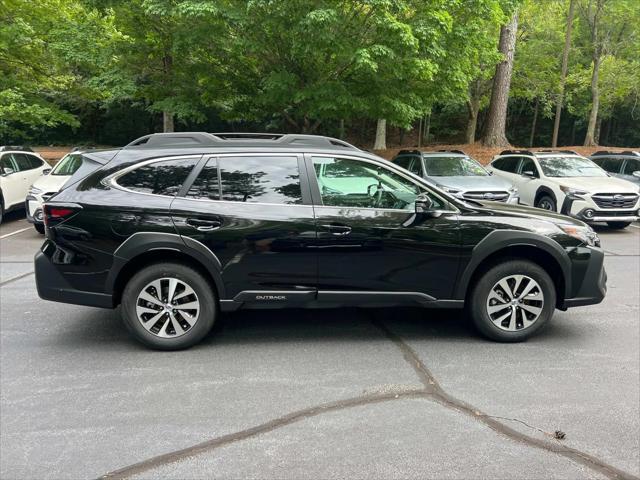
[{"left": 1, "top": 211, "right": 638, "bottom": 480}]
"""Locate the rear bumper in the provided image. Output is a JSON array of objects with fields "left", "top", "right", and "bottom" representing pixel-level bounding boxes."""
[
  {"left": 35, "top": 249, "right": 114, "bottom": 308},
  {"left": 561, "top": 246, "right": 607, "bottom": 309}
]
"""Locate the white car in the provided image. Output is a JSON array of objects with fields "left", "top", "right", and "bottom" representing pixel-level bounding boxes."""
[
  {"left": 26, "top": 152, "right": 84, "bottom": 233},
  {"left": 0, "top": 147, "right": 50, "bottom": 225},
  {"left": 487, "top": 150, "right": 640, "bottom": 229}
]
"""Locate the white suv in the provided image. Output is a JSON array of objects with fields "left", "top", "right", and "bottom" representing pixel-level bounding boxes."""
[
  {"left": 487, "top": 150, "right": 640, "bottom": 229},
  {"left": 0, "top": 147, "right": 50, "bottom": 224}
]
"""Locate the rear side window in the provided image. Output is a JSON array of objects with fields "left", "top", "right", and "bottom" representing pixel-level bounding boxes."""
[
  {"left": 116, "top": 157, "right": 198, "bottom": 196},
  {"left": 188, "top": 156, "right": 303, "bottom": 204},
  {"left": 11, "top": 153, "right": 34, "bottom": 171},
  {"left": 492, "top": 157, "right": 519, "bottom": 173}
]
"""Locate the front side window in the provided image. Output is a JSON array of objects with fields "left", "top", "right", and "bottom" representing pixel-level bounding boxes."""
[
  {"left": 538, "top": 156, "right": 607, "bottom": 177},
  {"left": 11, "top": 153, "right": 34, "bottom": 172},
  {"left": 592, "top": 157, "right": 619, "bottom": 173},
  {"left": 312, "top": 156, "right": 442, "bottom": 210},
  {"left": 622, "top": 158, "right": 640, "bottom": 175},
  {"left": 26, "top": 154, "right": 44, "bottom": 169},
  {"left": 51, "top": 154, "right": 83, "bottom": 176},
  {"left": 0, "top": 155, "right": 15, "bottom": 174},
  {"left": 116, "top": 157, "right": 198, "bottom": 196},
  {"left": 519, "top": 158, "right": 539, "bottom": 177},
  {"left": 423, "top": 156, "right": 488, "bottom": 176},
  {"left": 492, "top": 157, "right": 519, "bottom": 173}
]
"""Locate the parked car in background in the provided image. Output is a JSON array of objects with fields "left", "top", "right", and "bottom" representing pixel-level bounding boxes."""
[
  {"left": 36, "top": 133, "right": 606, "bottom": 350},
  {"left": 0, "top": 146, "right": 50, "bottom": 224},
  {"left": 487, "top": 150, "right": 640, "bottom": 229},
  {"left": 590, "top": 150, "right": 640, "bottom": 186},
  {"left": 392, "top": 149, "right": 519, "bottom": 204},
  {"left": 26, "top": 151, "right": 85, "bottom": 233}
]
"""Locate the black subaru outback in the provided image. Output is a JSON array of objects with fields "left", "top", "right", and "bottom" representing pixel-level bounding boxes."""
[{"left": 35, "top": 133, "right": 606, "bottom": 349}]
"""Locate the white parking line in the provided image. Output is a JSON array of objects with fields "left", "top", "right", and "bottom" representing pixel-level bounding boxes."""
[
  {"left": 630, "top": 224, "right": 640, "bottom": 229},
  {"left": 0, "top": 227, "right": 31, "bottom": 239}
]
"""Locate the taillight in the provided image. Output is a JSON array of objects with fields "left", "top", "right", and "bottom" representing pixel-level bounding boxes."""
[{"left": 43, "top": 203, "right": 82, "bottom": 227}]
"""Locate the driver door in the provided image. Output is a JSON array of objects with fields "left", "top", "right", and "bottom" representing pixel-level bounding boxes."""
[{"left": 307, "top": 155, "right": 461, "bottom": 301}]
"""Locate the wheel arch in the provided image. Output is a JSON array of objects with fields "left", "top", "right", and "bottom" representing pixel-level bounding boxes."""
[
  {"left": 456, "top": 231, "right": 570, "bottom": 307},
  {"left": 108, "top": 232, "right": 225, "bottom": 306},
  {"left": 534, "top": 186, "right": 558, "bottom": 207}
]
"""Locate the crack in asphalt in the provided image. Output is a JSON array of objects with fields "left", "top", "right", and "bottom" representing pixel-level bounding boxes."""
[
  {"left": 0, "top": 271, "right": 34, "bottom": 287},
  {"left": 97, "top": 315, "right": 639, "bottom": 480}
]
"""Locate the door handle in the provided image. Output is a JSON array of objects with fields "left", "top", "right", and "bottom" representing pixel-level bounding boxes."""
[
  {"left": 321, "top": 224, "right": 352, "bottom": 236},
  {"left": 186, "top": 218, "right": 222, "bottom": 231}
]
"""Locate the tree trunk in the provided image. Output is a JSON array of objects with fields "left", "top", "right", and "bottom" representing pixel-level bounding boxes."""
[
  {"left": 595, "top": 116, "right": 602, "bottom": 144},
  {"left": 417, "top": 117, "right": 423, "bottom": 148},
  {"left": 570, "top": 119, "right": 576, "bottom": 145},
  {"left": 465, "top": 97, "right": 480, "bottom": 144},
  {"left": 339, "top": 119, "right": 345, "bottom": 139},
  {"left": 529, "top": 98, "right": 539, "bottom": 147},
  {"left": 423, "top": 113, "right": 431, "bottom": 145},
  {"left": 482, "top": 12, "right": 519, "bottom": 147},
  {"left": 374, "top": 119, "right": 387, "bottom": 150},
  {"left": 584, "top": 54, "right": 601, "bottom": 146},
  {"left": 163, "top": 111, "right": 174, "bottom": 133},
  {"left": 552, "top": 0, "right": 576, "bottom": 147}
]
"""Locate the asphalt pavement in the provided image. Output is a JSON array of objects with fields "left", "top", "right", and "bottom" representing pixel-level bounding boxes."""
[{"left": 1, "top": 211, "right": 638, "bottom": 480}]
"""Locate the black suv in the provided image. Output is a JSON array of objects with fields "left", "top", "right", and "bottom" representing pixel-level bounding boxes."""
[{"left": 35, "top": 133, "right": 606, "bottom": 349}]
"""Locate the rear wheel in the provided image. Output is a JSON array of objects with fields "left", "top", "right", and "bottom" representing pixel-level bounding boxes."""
[
  {"left": 535, "top": 195, "right": 556, "bottom": 212},
  {"left": 121, "top": 262, "right": 217, "bottom": 350},
  {"left": 469, "top": 259, "right": 556, "bottom": 342},
  {"left": 34, "top": 223, "right": 45, "bottom": 234},
  {"left": 606, "top": 221, "right": 631, "bottom": 229}
]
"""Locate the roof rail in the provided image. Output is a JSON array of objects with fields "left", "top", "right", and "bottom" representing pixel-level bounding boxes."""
[
  {"left": 0, "top": 145, "right": 34, "bottom": 152},
  {"left": 437, "top": 149, "right": 466, "bottom": 155},
  {"left": 124, "top": 132, "right": 359, "bottom": 151},
  {"left": 535, "top": 149, "right": 579, "bottom": 155},
  {"left": 499, "top": 149, "right": 533, "bottom": 156},
  {"left": 591, "top": 150, "right": 639, "bottom": 157},
  {"left": 397, "top": 149, "right": 422, "bottom": 155}
]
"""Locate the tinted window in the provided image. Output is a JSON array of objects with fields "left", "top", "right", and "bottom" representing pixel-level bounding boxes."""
[
  {"left": 519, "top": 157, "right": 539, "bottom": 177},
  {"left": 0, "top": 155, "right": 15, "bottom": 174},
  {"left": 493, "top": 157, "right": 519, "bottom": 173},
  {"left": 407, "top": 157, "right": 423, "bottom": 176},
  {"left": 423, "top": 156, "right": 487, "bottom": 176},
  {"left": 591, "top": 156, "right": 619, "bottom": 173},
  {"left": 312, "top": 156, "right": 442, "bottom": 210},
  {"left": 117, "top": 158, "right": 198, "bottom": 196},
  {"left": 219, "top": 156, "right": 302, "bottom": 204},
  {"left": 11, "top": 153, "right": 33, "bottom": 171},
  {"left": 26, "top": 154, "right": 43, "bottom": 169},
  {"left": 187, "top": 159, "right": 220, "bottom": 200},
  {"left": 622, "top": 158, "right": 640, "bottom": 175}
]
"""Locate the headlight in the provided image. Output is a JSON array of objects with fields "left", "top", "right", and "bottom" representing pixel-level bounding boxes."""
[
  {"left": 560, "top": 185, "right": 588, "bottom": 199},
  {"left": 28, "top": 186, "right": 42, "bottom": 196},
  {"left": 440, "top": 186, "right": 464, "bottom": 198},
  {"left": 558, "top": 224, "right": 600, "bottom": 247}
]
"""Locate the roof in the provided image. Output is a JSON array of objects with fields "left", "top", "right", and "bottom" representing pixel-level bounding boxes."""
[
  {"left": 0, "top": 146, "right": 34, "bottom": 153},
  {"left": 591, "top": 150, "right": 639, "bottom": 157},
  {"left": 498, "top": 149, "right": 582, "bottom": 157},
  {"left": 123, "top": 132, "right": 360, "bottom": 152}
]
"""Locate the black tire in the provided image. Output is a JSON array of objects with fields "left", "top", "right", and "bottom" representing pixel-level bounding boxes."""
[
  {"left": 606, "top": 221, "right": 631, "bottom": 230},
  {"left": 469, "top": 259, "right": 556, "bottom": 342},
  {"left": 121, "top": 262, "right": 217, "bottom": 350},
  {"left": 0, "top": 202, "right": 4, "bottom": 225},
  {"left": 535, "top": 194, "right": 557, "bottom": 212},
  {"left": 34, "top": 223, "right": 45, "bottom": 234}
]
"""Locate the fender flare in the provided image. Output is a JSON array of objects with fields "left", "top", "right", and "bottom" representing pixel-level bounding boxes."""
[
  {"left": 454, "top": 230, "right": 571, "bottom": 300},
  {"left": 534, "top": 186, "right": 557, "bottom": 207},
  {"left": 107, "top": 232, "right": 225, "bottom": 298}
]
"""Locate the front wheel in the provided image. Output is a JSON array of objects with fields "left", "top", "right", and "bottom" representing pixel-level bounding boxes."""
[
  {"left": 469, "top": 259, "right": 556, "bottom": 342},
  {"left": 121, "top": 262, "right": 217, "bottom": 350},
  {"left": 535, "top": 195, "right": 557, "bottom": 212},
  {"left": 606, "top": 221, "right": 631, "bottom": 230},
  {"left": 34, "top": 223, "right": 45, "bottom": 234}
]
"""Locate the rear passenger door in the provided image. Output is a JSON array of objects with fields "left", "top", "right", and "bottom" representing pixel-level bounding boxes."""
[{"left": 171, "top": 154, "right": 318, "bottom": 300}]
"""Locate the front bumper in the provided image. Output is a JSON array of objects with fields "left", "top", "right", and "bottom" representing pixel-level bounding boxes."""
[
  {"left": 25, "top": 195, "right": 44, "bottom": 225},
  {"left": 561, "top": 196, "right": 640, "bottom": 223},
  {"left": 561, "top": 246, "right": 607, "bottom": 309}
]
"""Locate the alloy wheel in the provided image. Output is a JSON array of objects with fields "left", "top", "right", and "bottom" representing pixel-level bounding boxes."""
[
  {"left": 135, "top": 277, "right": 200, "bottom": 338},
  {"left": 538, "top": 199, "right": 554, "bottom": 210},
  {"left": 486, "top": 274, "right": 544, "bottom": 331}
]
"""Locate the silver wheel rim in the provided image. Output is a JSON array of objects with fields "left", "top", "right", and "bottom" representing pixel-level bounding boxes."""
[
  {"left": 538, "top": 199, "right": 554, "bottom": 210},
  {"left": 135, "top": 277, "right": 200, "bottom": 338},
  {"left": 486, "top": 274, "right": 544, "bottom": 332}
]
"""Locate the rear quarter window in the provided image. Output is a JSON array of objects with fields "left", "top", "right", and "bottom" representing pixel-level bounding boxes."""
[{"left": 116, "top": 157, "right": 199, "bottom": 196}]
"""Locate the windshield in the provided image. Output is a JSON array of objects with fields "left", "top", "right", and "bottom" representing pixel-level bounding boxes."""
[
  {"left": 51, "top": 153, "right": 83, "bottom": 176},
  {"left": 538, "top": 156, "right": 607, "bottom": 177},
  {"left": 423, "top": 156, "right": 488, "bottom": 176}
]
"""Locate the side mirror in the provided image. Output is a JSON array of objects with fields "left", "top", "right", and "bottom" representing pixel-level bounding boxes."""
[
  {"left": 43, "top": 168, "right": 52, "bottom": 175},
  {"left": 2, "top": 167, "right": 15, "bottom": 176},
  {"left": 633, "top": 171, "right": 640, "bottom": 178},
  {"left": 415, "top": 194, "right": 434, "bottom": 214},
  {"left": 522, "top": 170, "right": 536, "bottom": 178}
]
